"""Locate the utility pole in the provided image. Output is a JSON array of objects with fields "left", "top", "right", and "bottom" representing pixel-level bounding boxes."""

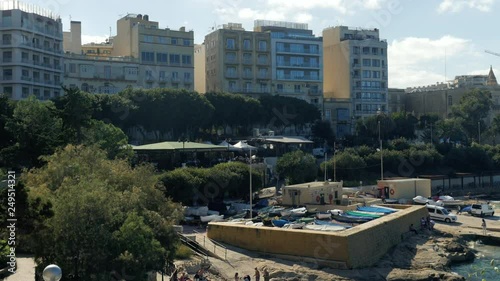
[
  {"left": 324, "top": 151, "right": 327, "bottom": 182},
  {"left": 379, "top": 121, "right": 383, "bottom": 180},
  {"left": 478, "top": 121, "right": 481, "bottom": 144},
  {"left": 333, "top": 142, "right": 336, "bottom": 182}
]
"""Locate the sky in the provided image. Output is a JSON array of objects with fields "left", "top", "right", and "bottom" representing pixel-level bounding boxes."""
[{"left": 24, "top": 0, "right": 500, "bottom": 89}]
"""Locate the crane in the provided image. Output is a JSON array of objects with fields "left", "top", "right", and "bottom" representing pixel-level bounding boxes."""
[{"left": 485, "top": 50, "right": 500, "bottom": 57}]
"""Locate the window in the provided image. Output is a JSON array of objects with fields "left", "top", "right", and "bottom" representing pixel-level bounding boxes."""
[
  {"left": 325, "top": 109, "right": 331, "bottom": 120},
  {"left": 158, "top": 37, "right": 168, "bottom": 44},
  {"left": 290, "top": 44, "right": 303, "bottom": 53},
  {"left": 243, "top": 39, "right": 251, "bottom": 50},
  {"left": 362, "top": 47, "right": 369, "bottom": 54},
  {"left": 183, "top": 39, "right": 191, "bottom": 46},
  {"left": 171, "top": 38, "right": 178, "bottom": 45},
  {"left": 258, "top": 40, "right": 267, "bottom": 51},
  {"left": 2, "top": 34, "right": 11, "bottom": 45},
  {"left": 244, "top": 82, "right": 252, "bottom": 92},
  {"left": 3, "top": 51, "right": 12, "bottom": 62},
  {"left": 260, "top": 83, "right": 267, "bottom": 92},
  {"left": 44, "top": 90, "right": 50, "bottom": 99},
  {"left": 3, "top": 86, "right": 12, "bottom": 97},
  {"left": 372, "top": 59, "right": 380, "bottom": 67},
  {"left": 3, "top": 69, "right": 12, "bottom": 80},
  {"left": 258, "top": 68, "right": 268, "bottom": 78},
  {"left": 104, "top": 65, "right": 111, "bottom": 79},
  {"left": 228, "top": 81, "right": 237, "bottom": 91},
  {"left": 372, "top": 47, "right": 378, "bottom": 55},
  {"left": 54, "top": 75, "right": 60, "bottom": 84},
  {"left": 243, "top": 67, "right": 252, "bottom": 77},
  {"left": 353, "top": 46, "right": 360, "bottom": 54},
  {"left": 242, "top": 53, "right": 252, "bottom": 63},
  {"left": 226, "top": 38, "right": 235, "bottom": 49},
  {"left": 184, "top": 72, "right": 191, "bottom": 81},
  {"left": 258, "top": 54, "right": 268, "bottom": 64},
  {"left": 21, "top": 52, "right": 28, "bottom": 62},
  {"left": 294, "top": 85, "right": 301, "bottom": 93},
  {"left": 381, "top": 48, "right": 384, "bottom": 55},
  {"left": 157, "top": 53, "right": 168, "bottom": 64},
  {"left": 309, "top": 44, "right": 319, "bottom": 54},
  {"left": 362, "top": 59, "right": 370, "bottom": 67},
  {"left": 362, "top": 70, "right": 371, "bottom": 78},
  {"left": 33, "top": 71, "right": 40, "bottom": 82},
  {"left": 125, "top": 67, "right": 138, "bottom": 75},
  {"left": 169, "top": 54, "right": 180, "bottom": 65},
  {"left": 226, "top": 66, "right": 237, "bottom": 77},
  {"left": 172, "top": 71, "right": 179, "bottom": 79},
  {"left": 448, "top": 95, "right": 453, "bottom": 106},
  {"left": 159, "top": 71, "right": 166, "bottom": 80},
  {"left": 372, "top": 71, "right": 380, "bottom": 78},
  {"left": 226, "top": 52, "right": 236, "bottom": 62},
  {"left": 22, "top": 87, "right": 29, "bottom": 98},
  {"left": 276, "top": 42, "right": 285, "bottom": 52},
  {"left": 182, "top": 55, "right": 192, "bottom": 65},
  {"left": 33, "top": 88, "right": 40, "bottom": 98},
  {"left": 277, "top": 84, "right": 284, "bottom": 92},
  {"left": 145, "top": 70, "right": 153, "bottom": 79},
  {"left": 141, "top": 51, "right": 155, "bottom": 62},
  {"left": 69, "top": 63, "right": 76, "bottom": 73}
]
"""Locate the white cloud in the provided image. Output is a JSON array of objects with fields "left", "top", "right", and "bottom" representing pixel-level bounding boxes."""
[
  {"left": 468, "top": 67, "right": 499, "bottom": 76},
  {"left": 81, "top": 34, "right": 108, "bottom": 44},
  {"left": 437, "top": 0, "right": 494, "bottom": 13},
  {"left": 388, "top": 36, "right": 473, "bottom": 88},
  {"left": 294, "top": 13, "right": 313, "bottom": 23}
]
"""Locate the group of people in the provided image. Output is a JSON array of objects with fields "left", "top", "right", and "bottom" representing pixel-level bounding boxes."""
[
  {"left": 420, "top": 215, "right": 435, "bottom": 231},
  {"left": 171, "top": 268, "right": 210, "bottom": 281},
  {"left": 234, "top": 267, "right": 270, "bottom": 281}
]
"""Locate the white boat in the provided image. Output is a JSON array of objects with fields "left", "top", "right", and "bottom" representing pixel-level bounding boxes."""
[
  {"left": 413, "top": 196, "right": 443, "bottom": 206},
  {"left": 200, "top": 214, "right": 224, "bottom": 222},
  {"left": 316, "top": 212, "right": 332, "bottom": 220},
  {"left": 184, "top": 206, "right": 208, "bottom": 216},
  {"left": 282, "top": 222, "right": 305, "bottom": 229},
  {"left": 328, "top": 209, "right": 344, "bottom": 215},
  {"left": 370, "top": 205, "right": 398, "bottom": 212},
  {"left": 304, "top": 224, "right": 345, "bottom": 232},
  {"left": 290, "top": 207, "right": 307, "bottom": 216},
  {"left": 280, "top": 209, "right": 292, "bottom": 217},
  {"left": 437, "top": 196, "right": 463, "bottom": 206}
]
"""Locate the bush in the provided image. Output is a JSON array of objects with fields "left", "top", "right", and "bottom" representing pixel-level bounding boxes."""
[{"left": 174, "top": 244, "right": 193, "bottom": 260}]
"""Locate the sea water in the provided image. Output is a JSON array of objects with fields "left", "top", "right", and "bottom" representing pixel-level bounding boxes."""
[{"left": 451, "top": 241, "right": 500, "bottom": 280}]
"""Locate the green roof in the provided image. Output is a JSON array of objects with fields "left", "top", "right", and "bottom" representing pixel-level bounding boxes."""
[{"left": 132, "top": 141, "right": 228, "bottom": 152}]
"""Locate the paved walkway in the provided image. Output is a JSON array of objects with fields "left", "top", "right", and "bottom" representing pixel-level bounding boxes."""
[{"left": 4, "top": 256, "right": 36, "bottom": 281}]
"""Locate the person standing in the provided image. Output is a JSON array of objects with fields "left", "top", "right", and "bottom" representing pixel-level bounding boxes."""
[
  {"left": 254, "top": 268, "right": 260, "bottom": 281},
  {"left": 482, "top": 219, "right": 487, "bottom": 235},
  {"left": 234, "top": 272, "right": 240, "bottom": 280},
  {"left": 263, "top": 268, "right": 270, "bottom": 281}
]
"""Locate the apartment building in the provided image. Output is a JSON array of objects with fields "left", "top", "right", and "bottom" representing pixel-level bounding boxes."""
[
  {"left": 254, "top": 20, "right": 323, "bottom": 106},
  {"left": 323, "top": 26, "right": 388, "bottom": 120},
  {"left": 0, "top": 1, "right": 63, "bottom": 100},
  {"left": 63, "top": 14, "right": 194, "bottom": 93},
  {"left": 194, "top": 43, "right": 205, "bottom": 93},
  {"left": 204, "top": 23, "right": 272, "bottom": 96}
]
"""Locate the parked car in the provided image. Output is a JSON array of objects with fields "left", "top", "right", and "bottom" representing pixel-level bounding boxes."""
[
  {"left": 470, "top": 204, "right": 495, "bottom": 217},
  {"left": 426, "top": 205, "right": 457, "bottom": 223}
]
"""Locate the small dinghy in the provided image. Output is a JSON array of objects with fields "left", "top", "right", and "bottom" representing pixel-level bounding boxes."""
[{"left": 316, "top": 212, "right": 332, "bottom": 220}]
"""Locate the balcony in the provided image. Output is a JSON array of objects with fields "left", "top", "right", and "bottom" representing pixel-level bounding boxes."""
[
  {"left": 225, "top": 57, "right": 238, "bottom": 64},
  {"left": 242, "top": 58, "right": 253, "bottom": 65},
  {"left": 257, "top": 59, "right": 269, "bottom": 65},
  {"left": 1, "top": 40, "right": 11, "bottom": 45},
  {"left": 276, "top": 74, "right": 320, "bottom": 81},
  {"left": 242, "top": 73, "right": 253, "bottom": 79},
  {"left": 171, "top": 77, "right": 180, "bottom": 82},
  {"left": 276, "top": 48, "right": 320, "bottom": 55},
  {"left": 21, "top": 76, "right": 31, "bottom": 81},
  {"left": 355, "top": 97, "right": 387, "bottom": 102},
  {"left": 2, "top": 75, "right": 12, "bottom": 81},
  {"left": 225, "top": 72, "right": 238, "bottom": 78},
  {"left": 158, "top": 77, "right": 168, "bottom": 83},
  {"left": 184, "top": 77, "right": 192, "bottom": 83},
  {"left": 145, "top": 76, "right": 155, "bottom": 82},
  {"left": 2, "top": 58, "right": 12, "bottom": 63},
  {"left": 276, "top": 62, "right": 320, "bottom": 68},
  {"left": 257, "top": 73, "right": 270, "bottom": 80}
]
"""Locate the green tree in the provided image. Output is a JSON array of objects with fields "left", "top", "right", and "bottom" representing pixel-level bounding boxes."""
[
  {"left": 24, "top": 145, "right": 182, "bottom": 280},
  {"left": 81, "top": 119, "right": 132, "bottom": 159},
  {"left": 53, "top": 87, "right": 95, "bottom": 143},
  {"left": 276, "top": 150, "right": 317, "bottom": 184},
  {"left": 390, "top": 112, "right": 418, "bottom": 139},
  {"left": 451, "top": 89, "right": 492, "bottom": 141},
  {"left": 322, "top": 151, "right": 366, "bottom": 181},
  {"left": 2, "top": 97, "right": 63, "bottom": 168},
  {"left": 311, "top": 120, "right": 335, "bottom": 146}
]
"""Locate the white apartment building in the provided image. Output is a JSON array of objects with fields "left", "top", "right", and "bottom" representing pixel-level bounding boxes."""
[
  {"left": 63, "top": 14, "right": 194, "bottom": 93},
  {"left": 0, "top": 1, "right": 63, "bottom": 100},
  {"left": 254, "top": 20, "right": 323, "bottom": 106}
]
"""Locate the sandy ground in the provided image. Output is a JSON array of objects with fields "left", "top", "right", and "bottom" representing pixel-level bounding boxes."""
[{"left": 3, "top": 256, "right": 36, "bottom": 281}]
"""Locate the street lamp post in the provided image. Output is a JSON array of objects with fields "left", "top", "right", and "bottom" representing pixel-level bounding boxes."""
[
  {"left": 478, "top": 121, "right": 481, "bottom": 144},
  {"left": 178, "top": 137, "right": 188, "bottom": 165},
  {"left": 333, "top": 141, "right": 337, "bottom": 182},
  {"left": 378, "top": 121, "right": 384, "bottom": 180},
  {"left": 249, "top": 147, "right": 253, "bottom": 219},
  {"left": 42, "top": 264, "right": 62, "bottom": 281}
]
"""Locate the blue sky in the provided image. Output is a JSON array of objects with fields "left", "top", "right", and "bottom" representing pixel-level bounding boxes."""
[{"left": 27, "top": 0, "right": 500, "bottom": 88}]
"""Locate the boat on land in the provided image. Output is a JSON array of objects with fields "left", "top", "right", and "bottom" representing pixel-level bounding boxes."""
[
  {"left": 370, "top": 205, "right": 398, "bottom": 212},
  {"left": 352, "top": 210, "right": 386, "bottom": 216},
  {"left": 200, "top": 214, "right": 224, "bottom": 222},
  {"left": 328, "top": 209, "right": 344, "bottom": 215},
  {"left": 314, "top": 220, "right": 352, "bottom": 229},
  {"left": 413, "top": 196, "right": 444, "bottom": 206},
  {"left": 358, "top": 206, "right": 396, "bottom": 214},
  {"left": 346, "top": 211, "right": 382, "bottom": 218},
  {"left": 316, "top": 212, "right": 332, "bottom": 220},
  {"left": 297, "top": 217, "right": 315, "bottom": 223},
  {"left": 271, "top": 219, "right": 289, "bottom": 227},
  {"left": 332, "top": 214, "right": 372, "bottom": 224},
  {"left": 282, "top": 222, "right": 306, "bottom": 229},
  {"left": 304, "top": 224, "right": 346, "bottom": 232}
]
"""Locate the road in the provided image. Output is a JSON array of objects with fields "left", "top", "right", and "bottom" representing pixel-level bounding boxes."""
[
  {"left": 433, "top": 211, "right": 500, "bottom": 237},
  {"left": 4, "top": 256, "right": 36, "bottom": 281}
]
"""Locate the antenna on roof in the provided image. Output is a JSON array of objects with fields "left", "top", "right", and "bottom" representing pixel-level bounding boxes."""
[{"left": 109, "top": 26, "right": 111, "bottom": 38}]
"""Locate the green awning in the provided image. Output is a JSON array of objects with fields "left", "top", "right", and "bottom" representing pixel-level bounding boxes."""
[{"left": 132, "top": 141, "right": 228, "bottom": 152}]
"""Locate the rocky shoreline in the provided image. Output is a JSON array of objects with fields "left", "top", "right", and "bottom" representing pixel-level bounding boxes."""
[{"left": 178, "top": 228, "right": 479, "bottom": 281}]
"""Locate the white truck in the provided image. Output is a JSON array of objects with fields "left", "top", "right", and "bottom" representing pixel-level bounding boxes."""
[{"left": 470, "top": 204, "right": 495, "bottom": 217}]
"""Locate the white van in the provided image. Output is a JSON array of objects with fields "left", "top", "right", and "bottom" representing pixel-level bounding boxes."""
[
  {"left": 426, "top": 205, "right": 457, "bottom": 223},
  {"left": 470, "top": 204, "right": 495, "bottom": 217}
]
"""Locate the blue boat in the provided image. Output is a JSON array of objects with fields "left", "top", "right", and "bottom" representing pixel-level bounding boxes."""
[
  {"left": 357, "top": 206, "right": 395, "bottom": 214},
  {"left": 333, "top": 214, "right": 372, "bottom": 224},
  {"left": 271, "top": 219, "right": 289, "bottom": 227},
  {"left": 314, "top": 219, "right": 352, "bottom": 229}
]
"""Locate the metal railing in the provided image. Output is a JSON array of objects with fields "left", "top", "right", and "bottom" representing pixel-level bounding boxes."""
[{"left": 192, "top": 230, "right": 227, "bottom": 261}]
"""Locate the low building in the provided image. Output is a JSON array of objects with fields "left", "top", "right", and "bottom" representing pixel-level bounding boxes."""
[
  {"left": 377, "top": 178, "right": 431, "bottom": 200},
  {"left": 281, "top": 181, "right": 343, "bottom": 206}
]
